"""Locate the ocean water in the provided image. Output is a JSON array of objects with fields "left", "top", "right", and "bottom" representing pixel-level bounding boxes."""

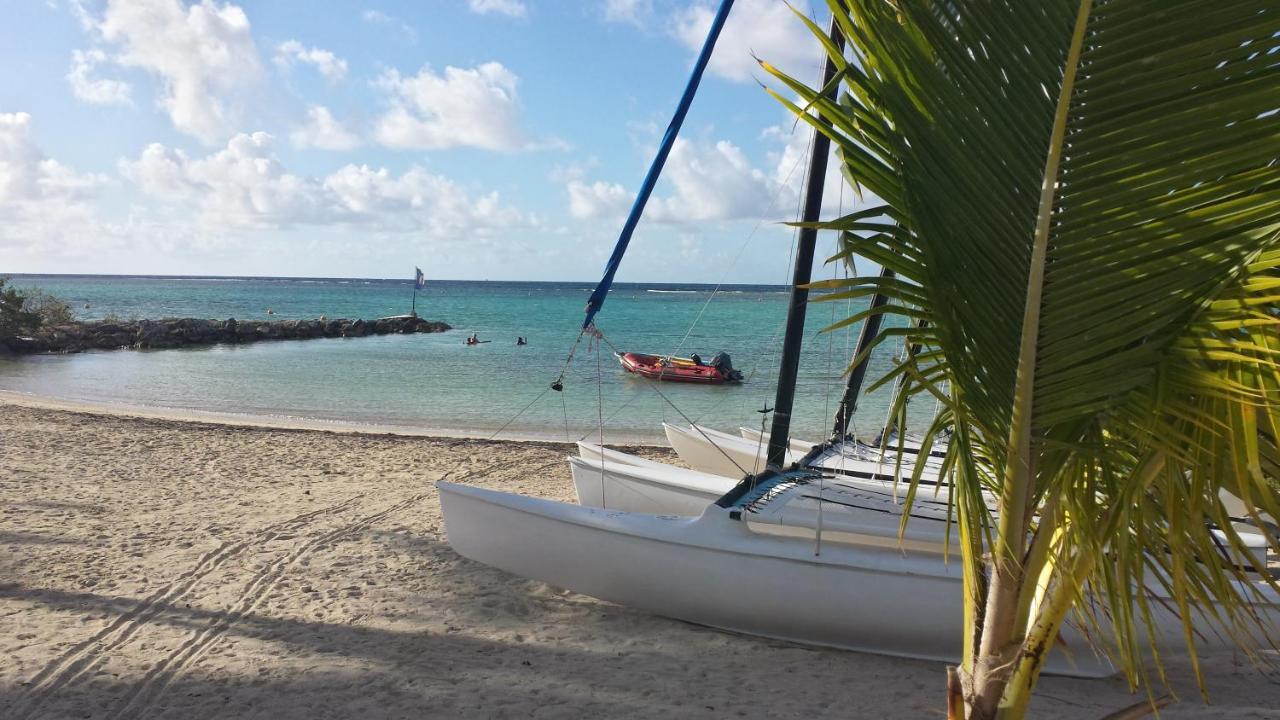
[{"left": 0, "top": 275, "right": 931, "bottom": 443}]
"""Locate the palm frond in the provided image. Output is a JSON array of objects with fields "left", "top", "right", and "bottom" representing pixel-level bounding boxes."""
[{"left": 764, "top": 0, "right": 1280, "bottom": 716}]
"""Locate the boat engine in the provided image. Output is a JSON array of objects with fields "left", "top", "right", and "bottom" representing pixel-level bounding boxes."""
[{"left": 710, "top": 352, "right": 744, "bottom": 382}]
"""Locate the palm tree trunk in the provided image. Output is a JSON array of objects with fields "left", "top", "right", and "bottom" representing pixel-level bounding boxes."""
[{"left": 966, "top": 1, "right": 1095, "bottom": 717}]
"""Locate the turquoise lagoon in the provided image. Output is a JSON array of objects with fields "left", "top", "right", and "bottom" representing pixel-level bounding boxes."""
[{"left": 0, "top": 275, "right": 930, "bottom": 443}]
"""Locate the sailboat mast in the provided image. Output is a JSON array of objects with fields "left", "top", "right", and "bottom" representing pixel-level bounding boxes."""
[
  {"left": 580, "top": 0, "right": 734, "bottom": 331},
  {"left": 831, "top": 266, "right": 896, "bottom": 439},
  {"left": 765, "top": 13, "right": 845, "bottom": 469}
]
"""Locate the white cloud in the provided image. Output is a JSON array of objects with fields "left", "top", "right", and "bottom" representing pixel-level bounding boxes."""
[
  {"left": 549, "top": 157, "right": 599, "bottom": 184},
  {"left": 274, "top": 40, "right": 348, "bottom": 82},
  {"left": 290, "top": 106, "right": 361, "bottom": 151},
  {"left": 567, "top": 138, "right": 784, "bottom": 224},
  {"left": 120, "top": 132, "right": 319, "bottom": 228},
  {"left": 373, "top": 62, "right": 528, "bottom": 151},
  {"left": 563, "top": 126, "right": 859, "bottom": 227},
  {"left": 648, "top": 138, "right": 776, "bottom": 221},
  {"left": 468, "top": 0, "right": 526, "bottom": 18},
  {"left": 361, "top": 9, "right": 416, "bottom": 42},
  {"left": 120, "top": 131, "right": 528, "bottom": 237},
  {"left": 671, "top": 0, "right": 817, "bottom": 84},
  {"left": 603, "top": 0, "right": 650, "bottom": 26},
  {"left": 66, "top": 49, "right": 132, "bottom": 105},
  {"left": 1, "top": 113, "right": 531, "bottom": 265},
  {"left": 67, "top": 0, "right": 96, "bottom": 30},
  {"left": 763, "top": 115, "right": 861, "bottom": 216},
  {"left": 93, "top": 0, "right": 263, "bottom": 144},
  {"left": 568, "top": 180, "right": 629, "bottom": 219},
  {"left": 323, "top": 164, "right": 525, "bottom": 235},
  {"left": 0, "top": 112, "right": 112, "bottom": 254},
  {"left": 0, "top": 112, "right": 106, "bottom": 211}
]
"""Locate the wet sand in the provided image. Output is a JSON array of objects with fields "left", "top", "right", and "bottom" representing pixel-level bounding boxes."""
[{"left": 2, "top": 400, "right": 1279, "bottom": 719}]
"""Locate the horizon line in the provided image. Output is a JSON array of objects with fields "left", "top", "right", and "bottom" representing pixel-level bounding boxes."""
[{"left": 3, "top": 272, "right": 792, "bottom": 287}]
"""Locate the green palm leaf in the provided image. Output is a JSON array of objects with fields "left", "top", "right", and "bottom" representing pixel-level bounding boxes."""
[{"left": 765, "top": 0, "right": 1280, "bottom": 717}]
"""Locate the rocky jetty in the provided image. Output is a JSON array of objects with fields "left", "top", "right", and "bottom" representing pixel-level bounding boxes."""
[{"left": 1, "top": 316, "right": 451, "bottom": 354}]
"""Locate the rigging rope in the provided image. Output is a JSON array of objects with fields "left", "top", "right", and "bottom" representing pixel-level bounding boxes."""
[
  {"left": 581, "top": 0, "right": 735, "bottom": 330},
  {"left": 748, "top": 146, "right": 809, "bottom": 434},
  {"left": 666, "top": 142, "right": 812, "bottom": 360},
  {"left": 842, "top": 228, "right": 858, "bottom": 443},
  {"left": 548, "top": 129, "right": 812, "bottom": 454},
  {"left": 592, "top": 331, "right": 749, "bottom": 476},
  {"left": 560, "top": 387, "right": 572, "bottom": 444},
  {"left": 488, "top": 385, "right": 555, "bottom": 441},
  {"left": 596, "top": 343, "right": 606, "bottom": 507},
  {"left": 822, "top": 179, "right": 846, "bottom": 446}
]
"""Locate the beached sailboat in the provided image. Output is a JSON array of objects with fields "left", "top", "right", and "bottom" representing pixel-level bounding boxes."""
[
  {"left": 662, "top": 422, "right": 941, "bottom": 481},
  {"left": 572, "top": 440, "right": 956, "bottom": 512},
  {"left": 574, "top": 435, "right": 949, "bottom": 509},
  {"left": 738, "top": 426, "right": 947, "bottom": 460},
  {"left": 439, "top": 0, "right": 1280, "bottom": 676},
  {"left": 439, "top": 474, "right": 1274, "bottom": 679}
]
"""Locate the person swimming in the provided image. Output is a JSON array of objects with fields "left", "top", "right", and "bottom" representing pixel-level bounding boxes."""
[
  {"left": 516, "top": 336, "right": 527, "bottom": 345},
  {"left": 466, "top": 333, "right": 480, "bottom": 345}
]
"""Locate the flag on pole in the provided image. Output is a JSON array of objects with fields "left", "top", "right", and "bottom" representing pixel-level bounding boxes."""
[{"left": 414, "top": 267, "right": 426, "bottom": 290}]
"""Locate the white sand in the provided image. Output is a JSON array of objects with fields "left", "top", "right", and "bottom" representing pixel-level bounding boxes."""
[{"left": 2, "top": 399, "right": 1279, "bottom": 719}]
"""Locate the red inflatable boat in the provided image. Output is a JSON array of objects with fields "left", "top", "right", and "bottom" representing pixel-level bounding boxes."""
[{"left": 615, "top": 351, "right": 743, "bottom": 384}]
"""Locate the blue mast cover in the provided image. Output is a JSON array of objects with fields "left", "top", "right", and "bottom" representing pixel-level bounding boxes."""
[{"left": 581, "top": 0, "right": 735, "bottom": 330}]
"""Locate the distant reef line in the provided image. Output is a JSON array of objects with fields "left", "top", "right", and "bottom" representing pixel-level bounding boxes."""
[{"left": 1, "top": 316, "right": 451, "bottom": 355}]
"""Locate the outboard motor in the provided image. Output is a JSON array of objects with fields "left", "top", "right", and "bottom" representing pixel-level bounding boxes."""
[{"left": 710, "top": 352, "right": 744, "bottom": 382}]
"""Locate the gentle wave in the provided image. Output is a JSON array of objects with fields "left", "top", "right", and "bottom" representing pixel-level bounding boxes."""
[{"left": 647, "top": 289, "right": 699, "bottom": 294}]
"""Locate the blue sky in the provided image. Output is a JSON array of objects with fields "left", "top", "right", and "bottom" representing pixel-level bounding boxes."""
[{"left": 0, "top": 0, "right": 863, "bottom": 282}]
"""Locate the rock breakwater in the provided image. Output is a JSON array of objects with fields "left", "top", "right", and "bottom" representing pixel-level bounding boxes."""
[{"left": 1, "top": 316, "right": 451, "bottom": 354}]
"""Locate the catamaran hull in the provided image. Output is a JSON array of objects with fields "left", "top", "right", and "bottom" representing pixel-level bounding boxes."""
[
  {"left": 664, "top": 422, "right": 779, "bottom": 477},
  {"left": 570, "top": 455, "right": 726, "bottom": 516},
  {"left": 738, "top": 426, "right": 816, "bottom": 456},
  {"left": 665, "top": 423, "right": 941, "bottom": 486},
  {"left": 438, "top": 481, "right": 1124, "bottom": 677}
]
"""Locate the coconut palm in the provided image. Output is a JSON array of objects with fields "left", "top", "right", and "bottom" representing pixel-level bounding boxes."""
[{"left": 763, "top": 0, "right": 1280, "bottom": 717}]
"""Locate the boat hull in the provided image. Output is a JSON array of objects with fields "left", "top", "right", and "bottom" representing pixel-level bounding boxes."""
[
  {"left": 569, "top": 451, "right": 964, "bottom": 555},
  {"left": 438, "top": 481, "right": 1122, "bottom": 677},
  {"left": 669, "top": 423, "right": 943, "bottom": 484},
  {"left": 664, "top": 422, "right": 780, "bottom": 477},
  {"left": 738, "top": 426, "right": 815, "bottom": 457},
  {"left": 616, "top": 352, "right": 740, "bottom": 384},
  {"left": 570, "top": 454, "right": 726, "bottom": 515}
]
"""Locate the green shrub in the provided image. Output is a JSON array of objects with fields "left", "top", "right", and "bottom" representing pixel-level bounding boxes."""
[
  {"left": 0, "top": 278, "right": 74, "bottom": 339},
  {"left": 21, "top": 287, "right": 74, "bottom": 326}
]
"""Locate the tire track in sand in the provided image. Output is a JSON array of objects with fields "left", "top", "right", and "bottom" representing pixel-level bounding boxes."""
[
  {"left": 7, "top": 494, "right": 366, "bottom": 720},
  {"left": 107, "top": 459, "right": 560, "bottom": 720}
]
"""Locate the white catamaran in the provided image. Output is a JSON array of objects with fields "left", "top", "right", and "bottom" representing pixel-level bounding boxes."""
[{"left": 439, "top": 0, "right": 1280, "bottom": 678}]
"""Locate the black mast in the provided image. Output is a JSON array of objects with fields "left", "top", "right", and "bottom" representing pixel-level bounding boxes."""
[
  {"left": 764, "top": 12, "right": 846, "bottom": 469},
  {"left": 831, "top": 266, "right": 896, "bottom": 440}
]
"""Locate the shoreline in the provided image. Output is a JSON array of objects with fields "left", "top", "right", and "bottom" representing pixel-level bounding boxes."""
[
  {"left": 3, "top": 402, "right": 1278, "bottom": 718},
  {"left": 0, "top": 389, "right": 666, "bottom": 446}
]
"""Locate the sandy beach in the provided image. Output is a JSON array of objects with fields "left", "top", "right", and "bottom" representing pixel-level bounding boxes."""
[{"left": 3, "top": 399, "right": 1279, "bottom": 719}]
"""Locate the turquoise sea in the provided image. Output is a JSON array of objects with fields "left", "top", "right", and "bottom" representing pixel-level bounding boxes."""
[{"left": 0, "top": 275, "right": 930, "bottom": 443}]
